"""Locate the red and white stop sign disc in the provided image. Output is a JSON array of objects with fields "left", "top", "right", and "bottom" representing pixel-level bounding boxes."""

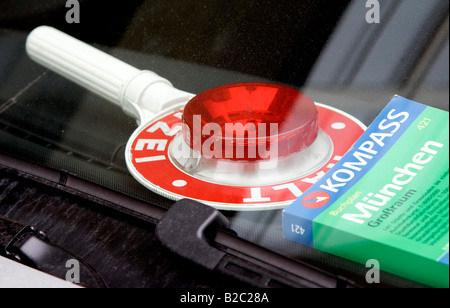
[{"left": 125, "top": 102, "right": 365, "bottom": 211}]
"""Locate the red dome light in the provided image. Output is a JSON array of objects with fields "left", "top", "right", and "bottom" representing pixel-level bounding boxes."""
[{"left": 182, "top": 83, "right": 319, "bottom": 161}]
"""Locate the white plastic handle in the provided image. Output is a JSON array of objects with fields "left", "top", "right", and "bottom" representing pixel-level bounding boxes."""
[{"left": 26, "top": 26, "right": 194, "bottom": 122}]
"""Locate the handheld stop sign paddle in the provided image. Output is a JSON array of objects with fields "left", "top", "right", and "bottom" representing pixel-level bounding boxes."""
[{"left": 26, "top": 26, "right": 365, "bottom": 210}]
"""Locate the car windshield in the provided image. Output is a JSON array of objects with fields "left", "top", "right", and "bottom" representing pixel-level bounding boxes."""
[{"left": 1, "top": 0, "right": 448, "bottom": 287}]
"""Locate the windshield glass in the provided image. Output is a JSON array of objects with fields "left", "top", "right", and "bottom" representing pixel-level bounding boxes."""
[{"left": 1, "top": 0, "right": 448, "bottom": 287}]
